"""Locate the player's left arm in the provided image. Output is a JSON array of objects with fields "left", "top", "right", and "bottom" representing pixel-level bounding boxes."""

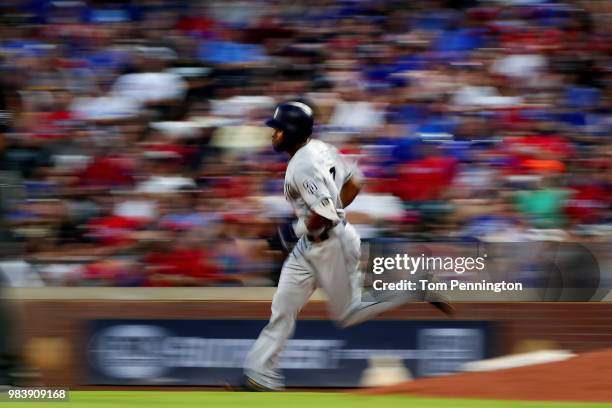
[
  {"left": 304, "top": 172, "right": 362, "bottom": 233},
  {"left": 293, "top": 166, "right": 340, "bottom": 237},
  {"left": 303, "top": 194, "right": 339, "bottom": 235},
  {"left": 290, "top": 210, "right": 334, "bottom": 241},
  {"left": 302, "top": 154, "right": 363, "bottom": 232}
]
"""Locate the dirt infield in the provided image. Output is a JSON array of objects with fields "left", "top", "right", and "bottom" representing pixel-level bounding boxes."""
[{"left": 360, "top": 348, "right": 612, "bottom": 402}]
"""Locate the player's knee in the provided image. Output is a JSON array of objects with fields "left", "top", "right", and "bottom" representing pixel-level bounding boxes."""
[
  {"left": 270, "top": 300, "right": 300, "bottom": 324},
  {"left": 332, "top": 309, "right": 357, "bottom": 329},
  {"left": 265, "top": 308, "right": 296, "bottom": 338},
  {"left": 335, "top": 317, "right": 364, "bottom": 330},
  {"left": 334, "top": 318, "right": 350, "bottom": 329},
  {"left": 272, "top": 309, "right": 297, "bottom": 324}
]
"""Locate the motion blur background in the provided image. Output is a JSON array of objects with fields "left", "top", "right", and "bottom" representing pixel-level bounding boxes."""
[
  {"left": 0, "top": 0, "right": 610, "bottom": 393},
  {"left": 0, "top": 0, "right": 610, "bottom": 288}
]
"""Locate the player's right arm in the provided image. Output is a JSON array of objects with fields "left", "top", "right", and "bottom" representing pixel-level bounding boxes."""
[
  {"left": 340, "top": 174, "right": 362, "bottom": 208},
  {"left": 330, "top": 144, "right": 363, "bottom": 209}
]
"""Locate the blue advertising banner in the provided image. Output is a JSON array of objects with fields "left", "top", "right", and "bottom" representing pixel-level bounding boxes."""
[{"left": 87, "top": 320, "right": 494, "bottom": 387}]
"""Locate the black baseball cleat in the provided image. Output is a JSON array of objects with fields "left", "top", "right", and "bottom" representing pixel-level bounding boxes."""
[
  {"left": 427, "top": 292, "right": 455, "bottom": 317},
  {"left": 429, "top": 300, "right": 455, "bottom": 317}
]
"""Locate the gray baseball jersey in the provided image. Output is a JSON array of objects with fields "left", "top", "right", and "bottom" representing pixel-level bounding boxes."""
[
  {"left": 284, "top": 139, "right": 353, "bottom": 227},
  {"left": 244, "top": 139, "right": 405, "bottom": 390}
]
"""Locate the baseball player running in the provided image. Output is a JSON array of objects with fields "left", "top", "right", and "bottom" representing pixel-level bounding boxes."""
[{"left": 242, "top": 101, "right": 451, "bottom": 391}]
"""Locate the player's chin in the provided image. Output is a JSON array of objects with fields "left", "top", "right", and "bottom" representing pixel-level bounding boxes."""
[{"left": 272, "top": 142, "right": 284, "bottom": 152}]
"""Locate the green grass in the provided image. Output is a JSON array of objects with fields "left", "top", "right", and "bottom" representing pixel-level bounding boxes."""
[{"left": 2, "top": 392, "right": 612, "bottom": 408}]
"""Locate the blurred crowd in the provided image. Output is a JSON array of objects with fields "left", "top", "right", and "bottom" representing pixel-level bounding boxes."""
[{"left": 0, "top": 0, "right": 610, "bottom": 287}]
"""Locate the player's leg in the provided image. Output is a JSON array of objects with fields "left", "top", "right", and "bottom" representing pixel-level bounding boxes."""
[
  {"left": 311, "top": 223, "right": 411, "bottom": 327},
  {"left": 244, "top": 243, "right": 315, "bottom": 390}
]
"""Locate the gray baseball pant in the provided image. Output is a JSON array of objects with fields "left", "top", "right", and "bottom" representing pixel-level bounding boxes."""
[{"left": 243, "top": 222, "right": 407, "bottom": 390}]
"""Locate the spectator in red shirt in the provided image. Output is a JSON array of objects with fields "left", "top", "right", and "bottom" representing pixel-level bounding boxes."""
[
  {"left": 78, "top": 154, "right": 135, "bottom": 188},
  {"left": 394, "top": 152, "right": 458, "bottom": 202},
  {"left": 144, "top": 230, "right": 221, "bottom": 286}
]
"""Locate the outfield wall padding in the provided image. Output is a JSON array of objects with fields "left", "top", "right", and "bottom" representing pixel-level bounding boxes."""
[{"left": 11, "top": 296, "right": 612, "bottom": 387}]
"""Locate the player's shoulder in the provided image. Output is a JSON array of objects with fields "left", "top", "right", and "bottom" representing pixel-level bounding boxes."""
[
  {"left": 297, "top": 139, "right": 337, "bottom": 163},
  {"left": 287, "top": 140, "right": 331, "bottom": 177},
  {"left": 308, "top": 139, "right": 336, "bottom": 154}
]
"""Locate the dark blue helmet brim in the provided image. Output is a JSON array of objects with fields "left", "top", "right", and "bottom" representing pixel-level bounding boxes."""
[{"left": 265, "top": 118, "right": 285, "bottom": 130}]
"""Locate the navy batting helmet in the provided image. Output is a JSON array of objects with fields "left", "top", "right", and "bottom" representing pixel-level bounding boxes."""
[{"left": 265, "top": 101, "right": 314, "bottom": 150}]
